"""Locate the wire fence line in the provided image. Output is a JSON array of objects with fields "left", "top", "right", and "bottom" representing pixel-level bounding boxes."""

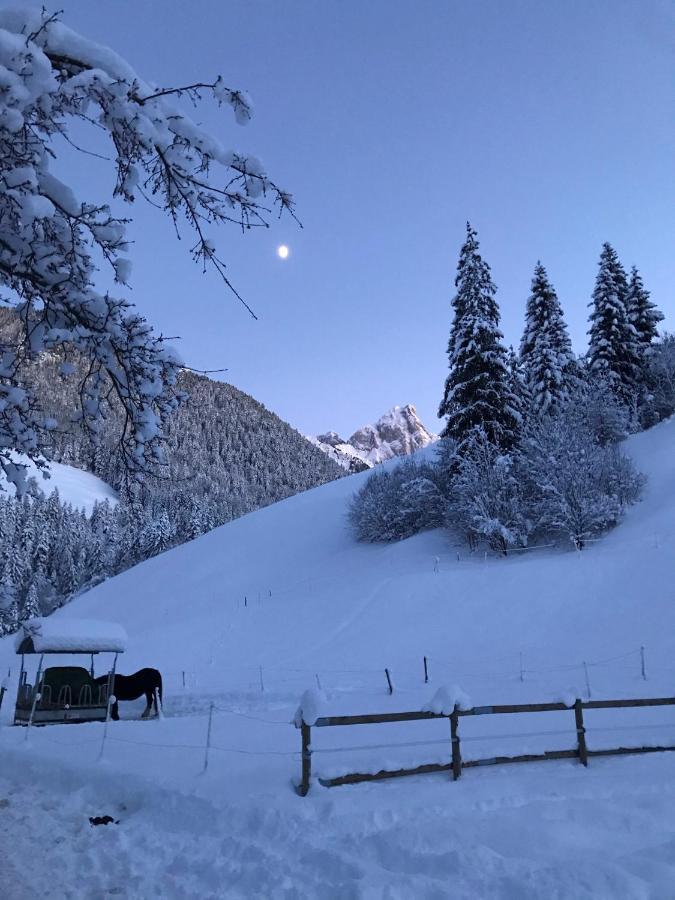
[{"left": 156, "top": 644, "right": 655, "bottom": 705}]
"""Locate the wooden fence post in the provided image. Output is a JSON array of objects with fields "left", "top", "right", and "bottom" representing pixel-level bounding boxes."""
[
  {"left": 297, "top": 722, "right": 312, "bottom": 796},
  {"left": 385, "top": 668, "right": 393, "bottom": 695},
  {"left": 423, "top": 657, "right": 429, "bottom": 684},
  {"left": 574, "top": 699, "right": 588, "bottom": 767},
  {"left": 0, "top": 684, "right": 5, "bottom": 713},
  {"left": 450, "top": 707, "right": 462, "bottom": 781}
]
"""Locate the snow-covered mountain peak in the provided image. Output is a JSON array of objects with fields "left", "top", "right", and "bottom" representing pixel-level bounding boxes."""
[{"left": 310, "top": 404, "right": 437, "bottom": 470}]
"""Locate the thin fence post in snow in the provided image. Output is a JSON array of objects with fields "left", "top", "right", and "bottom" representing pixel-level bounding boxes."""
[
  {"left": 244, "top": 595, "right": 247, "bottom": 608},
  {"left": 182, "top": 670, "right": 186, "bottom": 689},
  {"left": 583, "top": 662, "right": 591, "bottom": 699},
  {"left": 259, "top": 666, "right": 265, "bottom": 693},
  {"left": 385, "top": 668, "right": 393, "bottom": 695},
  {"left": 641, "top": 646, "right": 647, "bottom": 681},
  {"left": 0, "top": 685, "right": 5, "bottom": 714},
  {"left": 315, "top": 673, "right": 322, "bottom": 691},
  {"left": 519, "top": 652, "right": 524, "bottom": 683},
  {"left": 450, "top": 707, "right": 462, "bottom": 781},
  {"left": 203, "top": 702, "right": 214, "bottom": 773},
  {"left": 424, "top": 656, "right": 429, "bottom": 684},
  {"left": 574, "top": 698, "right": 588, "bottom": 766}
]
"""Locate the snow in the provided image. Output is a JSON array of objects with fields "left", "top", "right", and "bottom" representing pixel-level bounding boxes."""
[
  {"left": 424, "top": 684, "right": 472, "bottom": 714},
  {"left": 2, "top": 419, "right": 675, "bottom": 894},
  {"left": 295, "top": 687, "right": 328, "bottom": 726},
  {"left": 0, "top": 455, "right": 117, "bottom": 514},
  {"left": 14, "top": 618, "right": 127, "bottom": 654}
]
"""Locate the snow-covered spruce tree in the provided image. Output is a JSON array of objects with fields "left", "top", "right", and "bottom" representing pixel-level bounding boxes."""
[
  {"left": 627, "top": 266, "right": 663, "bottom": 356},
  {"left": 438, "top": 224, "right": 520, "bottom": 451},
  {"left": 588, "top": 244, "right": 641, "bottom": 408},
  {"left": 519, "top": 262, "right": 575, "bottom": 416},
  {"left": 0, "top": 8, "right": 295, "bottom": 491}
]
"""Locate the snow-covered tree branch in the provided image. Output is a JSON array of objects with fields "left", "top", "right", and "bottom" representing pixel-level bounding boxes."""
[{"left": 0, "top": 7, "right": 295, "bottom": 490}]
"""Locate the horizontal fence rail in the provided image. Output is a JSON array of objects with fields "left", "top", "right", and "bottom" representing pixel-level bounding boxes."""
[{"left": 295, "top": 695, "right": 675, "bottom": 796}]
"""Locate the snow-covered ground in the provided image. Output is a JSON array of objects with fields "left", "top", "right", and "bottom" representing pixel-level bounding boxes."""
[
  {"left": 2, "top": 420, "right": 675, "bottom": 897},
  {"left": 0, "top": 456, "right": 117, "bottom": 515}
]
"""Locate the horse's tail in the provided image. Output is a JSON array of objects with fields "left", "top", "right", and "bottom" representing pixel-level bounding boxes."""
[{"left": 157, "top": 670, "right": 163, "bottom": 709}]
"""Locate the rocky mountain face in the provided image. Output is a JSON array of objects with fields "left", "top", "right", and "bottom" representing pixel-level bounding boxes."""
[{"left": 310, "top": 405, "right": 437, "bottom": 471}]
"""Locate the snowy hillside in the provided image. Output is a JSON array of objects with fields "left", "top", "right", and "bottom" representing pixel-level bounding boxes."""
[
  {"left": 2, "top": 420, "right": 675, "bottom": 896},
  {"left": 18, "top": 417, "right": 675, "bottom": 684},
  {"left": 0, "top": 457, "right": 117, "bottom": 515},
  {"left": 311, "top": 403, "right": 437, "bottom": 470}
]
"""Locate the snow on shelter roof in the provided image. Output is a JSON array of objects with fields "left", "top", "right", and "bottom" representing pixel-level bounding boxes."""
[{"left": 14, "top": 618, "right": 127, "bottom": 655}]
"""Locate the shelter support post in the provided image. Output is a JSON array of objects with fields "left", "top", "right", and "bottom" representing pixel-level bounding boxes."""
[
  {"left": 26, "top": 653, "right": 44, "bottom": 734},
  {"left": 105, "top": 652, "right": 118, "bottom": 722}
]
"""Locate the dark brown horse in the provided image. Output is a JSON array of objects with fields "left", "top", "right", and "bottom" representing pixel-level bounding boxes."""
[{"left": 95, "top": 668, "right": 162, "bottom": 721}]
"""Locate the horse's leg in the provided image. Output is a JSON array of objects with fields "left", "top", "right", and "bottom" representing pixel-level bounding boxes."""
[{"left": 141, "top": 690, "right": 152, "bottom": 719}]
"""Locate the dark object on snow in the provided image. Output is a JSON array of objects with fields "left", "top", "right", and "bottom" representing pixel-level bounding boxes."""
[
  {"left": 89, "top": 815, "right": 118, "bottom": 826},
  {"left": 95, "top": 668, "right": 162, "bottom": 721}
]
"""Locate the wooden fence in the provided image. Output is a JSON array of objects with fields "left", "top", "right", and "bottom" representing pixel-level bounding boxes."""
[{"left": 295, "top": 696, "right": 675, "bottom": 796}]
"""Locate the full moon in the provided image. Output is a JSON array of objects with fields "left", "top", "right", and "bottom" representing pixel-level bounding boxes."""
[{"left": 277, "top": 244, "right": 289, "bottom": 259}]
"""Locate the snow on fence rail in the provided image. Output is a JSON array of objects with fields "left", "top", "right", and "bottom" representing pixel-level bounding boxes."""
[{"left": 294, "top": 695, "right": 675, "bottom": 796}]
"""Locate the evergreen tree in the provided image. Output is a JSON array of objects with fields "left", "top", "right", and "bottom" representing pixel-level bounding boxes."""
[
  {"left": 520, "top": 262, "right": 574, "bottom": 415},
  {"left": 438, "top": 223, "right": 520, "bottom": 450},
  {"left": 588, "top": 243, "right": 640, "bottom": 405},
  {"left": 21, "top": 579, "right": 41, "bottom": 622},
  {"left": 626, "top": 266, "right": 662, "bottom": 357}
]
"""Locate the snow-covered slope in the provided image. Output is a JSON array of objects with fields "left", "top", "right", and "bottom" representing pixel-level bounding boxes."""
[
  {"left": 311, "top": 403, "right": 437, "bottom": 470},
  {"left": 33, "top": 417, "right": 674, "bottom": 681},
  {"left": 0, "top": 457, "right": 117, "bottom": 514},
  {"left": 3, "top": 420, "right": 675, "bottom": 897}
]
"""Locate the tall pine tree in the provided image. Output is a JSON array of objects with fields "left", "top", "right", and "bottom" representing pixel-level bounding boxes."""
[
  {"left": 438, "top": 223, "right": 520, "bottom": 450},
  {"left": 626, "top": 266, "right": 662, "bottom": 357},
  {"left": 588, "top": 243, "right": 640, "bottom": 405},
  {"left": 519, "top": 262, "right": 575, "bottom": 416}
]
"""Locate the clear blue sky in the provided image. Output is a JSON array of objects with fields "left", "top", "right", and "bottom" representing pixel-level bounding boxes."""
[{"left": 49, "top": 1, "right": 675, "bottom": 437}]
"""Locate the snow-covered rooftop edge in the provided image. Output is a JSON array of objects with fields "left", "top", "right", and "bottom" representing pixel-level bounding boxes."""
[{"left": 14, "top": 618, "right": 127, "bottom": 654}]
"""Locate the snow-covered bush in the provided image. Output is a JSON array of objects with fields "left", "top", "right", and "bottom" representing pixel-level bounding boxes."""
[
  {"left": 349, "top": 460, "right": 444, "bottom": 542},
  {"left": 571, "top": 372, "right": 631, "bottom": 445},
  {"left": 522, "top": 411, "right": 644, "bottom": 549},
  {"left": 0, "top": 8, "right": 294, "bottom": 489},
  {"left": 445, "top": 429, "right": 533, "bottom": 554}
]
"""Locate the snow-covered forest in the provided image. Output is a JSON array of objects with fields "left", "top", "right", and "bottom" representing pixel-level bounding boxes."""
[
  {"left": 0, "top": 338, "right": 341, "bottom": 634},
  {"left": 352, "top": 226, "right": 668, "bottom": 551}
]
